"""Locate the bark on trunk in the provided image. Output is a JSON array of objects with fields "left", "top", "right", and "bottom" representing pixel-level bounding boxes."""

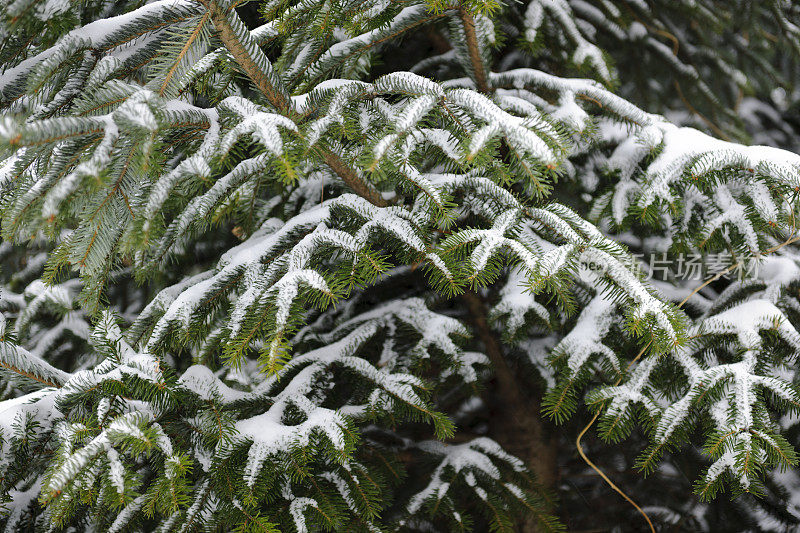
[{"left": 461, "top": 290, "right": 559, "bottom": 532}]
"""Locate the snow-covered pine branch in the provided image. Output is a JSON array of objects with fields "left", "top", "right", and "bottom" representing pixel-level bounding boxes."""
[{"left": 1, "top": 0, "right": 800, "bottom": 530}]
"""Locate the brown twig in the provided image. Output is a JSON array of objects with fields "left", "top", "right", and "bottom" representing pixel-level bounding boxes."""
[
  {"left": 160, "top": 12, "right": 210, "bottom": 96},
  {"left": 205, "top": 0, "right": 291, "bottom": 113},
  {"left": 205, "top": 0, "right": 388, "bottom": 207},
  {"left": 458, "top": 6, "right": 490, "bottom": 93},
  {"left": 320, "top": 150, "right": 387, "bottom": 207},
  {"left": 673, "top": 80, "right": 729, "bottom": 141}
]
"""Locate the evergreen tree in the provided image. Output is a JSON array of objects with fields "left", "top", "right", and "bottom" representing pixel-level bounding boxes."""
[{"left": 0, "top": 0, "right": 799, "bottom": 530}]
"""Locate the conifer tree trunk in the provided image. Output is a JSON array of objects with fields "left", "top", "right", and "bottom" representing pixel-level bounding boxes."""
[
  {"left": 456, "top": 7, "right": 559, "bottom": 526},
  {"left": 462, "top": 291, "right": 559, "bottom": 532}
]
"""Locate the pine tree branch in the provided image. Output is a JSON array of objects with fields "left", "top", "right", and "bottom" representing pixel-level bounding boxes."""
[
  {"left": 0, "top": 339, "right": 70, "bottom": 388},
  {"left": 204, "top": 0, "right": 292, "bottom": 113},
  {"left": 205, "top": 0, "right": 387, "bottom": 208},
  {"left": 319, "top": 150, "right": 388, "bottom": 208},
  {"left": 160, "top": 11, "right": 210, "bottom": 96},
  {"left": 575, "top": 233, "right": 800, "bottom": 532},
  {"left": 0, "top": 359, "right": 61, "bottom": 388},
  {"left": 458, "top": 6, "right": 490, "bottom": 93}
]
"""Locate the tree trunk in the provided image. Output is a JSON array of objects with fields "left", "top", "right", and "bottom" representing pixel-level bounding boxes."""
[{"left": 461, "top": 290, "right": 559, "bottom": 532}]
